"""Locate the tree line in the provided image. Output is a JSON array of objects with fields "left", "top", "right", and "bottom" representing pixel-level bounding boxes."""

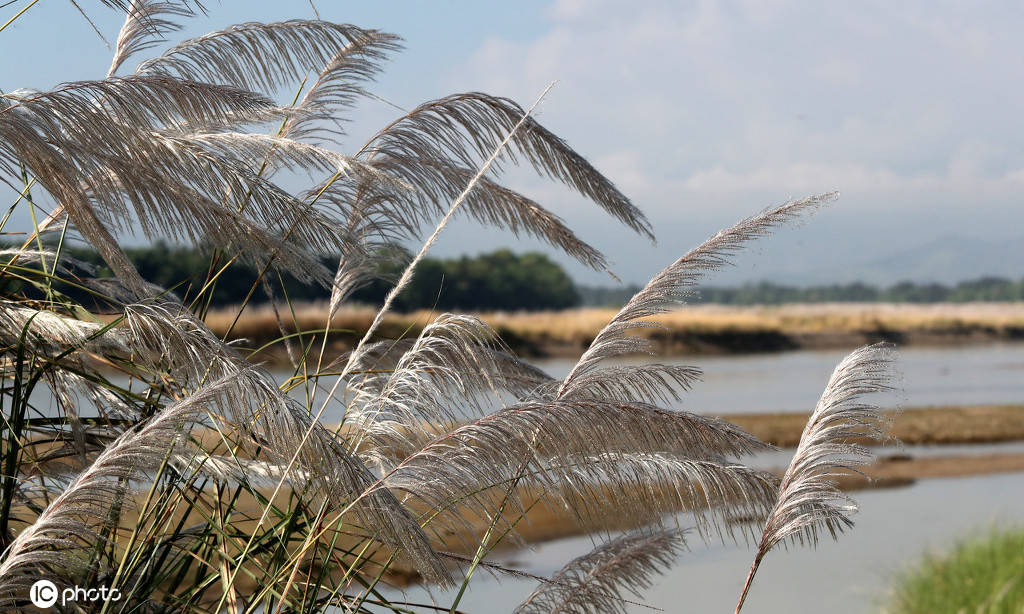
[
  {"left": 8, "top": 242, "right": 1023, "bottom": 310},
  {"left": 578, "top": 278, "right": 1024, "bottom": 306},
  {"left": 8, "top": 243, "right": 580, "bottom": 312}
]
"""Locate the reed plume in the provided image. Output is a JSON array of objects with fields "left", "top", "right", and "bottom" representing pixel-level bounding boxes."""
[
  {"left": 108, "top": 1, "right": 193, "bottom": 77},
  {"left": 557, "top": 193, "right": 837, "bottom": 400},
  {"left": 0, "top": 372, "right": 240, "bottom": 606},
  {"left": 514, "top": 529, "right": 687, "bottom": 614},
  {"left": 733, "top": 343, "right": 896, "bottom": 613},
  {"left": 0, "top": 3, "right": 899, "bottom": 612}
]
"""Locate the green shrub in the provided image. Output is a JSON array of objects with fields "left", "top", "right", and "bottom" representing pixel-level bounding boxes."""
[{"left": 888, "top": 528, "right": 1024, "bottom": 614}]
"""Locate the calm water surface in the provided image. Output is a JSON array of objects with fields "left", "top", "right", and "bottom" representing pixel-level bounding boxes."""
[
  {"left": 532, "top": 342, "right": 1024, "bottom": 414},
  {"left": 27, "top": 343, "right": 1024, "bottom": 612},
  {"left": 382, "top": 472, "right": 1024, "bottom": 613},
  {"left": 282, "top": 342, "right": 1024, "bottom": 423},
  {"left": 370, "top": 343, "right": 1024, "bottom": 613},
  {"left": 35, "top": 343, "right": 1024, "bottom": 419}
]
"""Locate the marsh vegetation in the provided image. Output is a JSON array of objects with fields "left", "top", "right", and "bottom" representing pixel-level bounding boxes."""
[
  {"left": 0, "top": 3, "right": 904, "bottom": 612},
  {"left": 887, "top": 528, "right": 1024, "bottom": 614}
]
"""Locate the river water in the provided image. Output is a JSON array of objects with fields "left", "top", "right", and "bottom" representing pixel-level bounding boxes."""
[
  {"left": 271, "top": 342, "right": 1024, "bottom": 424},
  {"left": 383, "top": 471, "right": 1024, "bottom": 613},
  {"left": 24, "top": 342, "right": 1024, "bottom": 611},
  {"left": 371, "top": 343, "right": 1024, "bottom": 613},
  {"left": 31, "top": 342, "right": 1024, "bottom": 420},
  {"left": 531, "top": 342, "right": 1024, "bottom": 414}
]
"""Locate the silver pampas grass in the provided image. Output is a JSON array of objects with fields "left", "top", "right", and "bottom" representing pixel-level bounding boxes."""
[
  {"left": 514, "top": 529, "right": 687, "bottom": 614},
  {"left": 734, "top": 343, "right": 896, "bottom": 613},
  {"left": 0, "top": 2, "right": 899, "bottom": 611}
]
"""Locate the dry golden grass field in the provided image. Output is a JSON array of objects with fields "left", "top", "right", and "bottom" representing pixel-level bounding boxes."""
[{"left": 201, "top": 302, "right": 1024, "bottom": 363}]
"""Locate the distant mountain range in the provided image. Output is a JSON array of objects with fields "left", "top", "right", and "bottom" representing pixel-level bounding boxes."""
[
  {"left": 770, "top": 234, "right": 1023, "bottom": 286},
  {"left": 861, "top": 235, "right": 1022, "bottom": 284}
]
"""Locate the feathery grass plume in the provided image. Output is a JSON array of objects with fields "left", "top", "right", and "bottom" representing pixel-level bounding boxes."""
[
  {"left": 122, "top": 130, "right": 374, "bottom": 282},
  {"left": 331, "top": 84, "right": 559, "bottom": 388},
  {"left": 167, "top": 131, "right": 364, "bottom": 176},
  {"left": 107, "top": 1, "right": 194, "bottom": 77},
  {"left": 0, "top": 249, "right": 95, "bottom": 276},
  {"left": 385, "top": 197, "right": 835, "bottom": 553},
  {"left": 118, "top": 303, "right": 453, "bottom": 585},
  {"left": 44, "top": 367, "right": 134, "bottom": 431},
  {"left": 281, "top": 29, "right": 403, "bottom": 144},
  {"left": 0, "top": 78, "right": 278, "bottom": 156},
  {"left": 552, "top": 452, "right": 777, "bottom": 533},
  {"left": 383, "top": 398, "right": 775, "bottom": 542},
  {"left": 359, "top": 92, "right": 654, "bottom": 240},
  {"left": 393, "top": 399, "right": 768, "bottom": 471},
  {"left": 122, "top": 303, "right": 244, "bottom": 383},
  {"left": 339, "top": 335, "right": 552, "bottom": 396},
  {"left": 169, "top": 451, "right": 303, "bottom": 486},
  {"left": 216, "top": 86, "right": 563, "bottom": 597},
  {"left": 0, "top": 76, "right": 288, "bottom": 295},
  {"left": 0, "top": 372, "right": 240, "bottom": 606},
  {"left": 514, "top": 529, "right": 687, "bottom": 614},
  {"left": 309, "top": 175, "right": 420, "bottom": 244},
  {"left": 98, "top": 0, "right": 203, "bottom": 12},
  {"left": 0, "top": 5, "right": 894, "bottom": 610},
  {"left": 246, "top": 379, "right": 454, "bottom": 585},
  {"left": 416, "top": 456, "right": 768, "bottom": 551},
  {"left": 314, "top": 173, "right": 419, "bottom": 316},
  {"left": 327, "top": 251, "right": 379, "bottom": 317},
  {"left": 315, "top": 186, "right": 428, "bottom": 316},
  {"left": 96, "top": 0, "right": 137, "bottom": 10},
  {"left": 556, "top": 192, "right": 838, "bottom": 399},
  {"left": 101, "top": 130, "right": 352, "bottom": 253},
  {"left": 542, "top": 363, "right": 703, "bottom": 405},
  {"left": 733, "top": 343, "right": 896, "bottom": 613},
  {"left": 351, "top": 156, "right": 610, "bottom": 270},
  {"left": 1, "top": 76, "right": 367, "bottom": 288},
  {"left": 344, "top": 314, "right": 547, "bottom": 462},
  {"left": 81, "top": 276, "right": 181, "bottom": 308},
  {"left": 0, "top": 303, "right": 126, "bottom": 355},
  {"left": 136, "top": 20, "right": 374, "bottom": 92}
]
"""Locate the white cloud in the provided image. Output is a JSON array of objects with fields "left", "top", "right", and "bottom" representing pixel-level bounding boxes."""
[{"left": 434, "top": 0, "right": 1024, "bottom": 284}]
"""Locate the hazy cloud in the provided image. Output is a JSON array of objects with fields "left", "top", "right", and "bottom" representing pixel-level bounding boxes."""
[
  {"left": 435, "top": 0, "right": 1024, "bottom": 285},
  {"left": 4, "top": 1, "right": 1022, "bottom": 286}
]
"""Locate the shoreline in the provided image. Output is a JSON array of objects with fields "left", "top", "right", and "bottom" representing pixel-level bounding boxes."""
[
  {"left": 724, "top": 404, "right": 1024, "bottom": 447},
  {"left": 200, "top": 302, "right": 1024, "bottom": 365}
]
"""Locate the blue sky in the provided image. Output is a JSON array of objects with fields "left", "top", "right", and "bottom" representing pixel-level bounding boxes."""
[{"left": 3, "top": 1, "right": 1023, "bottom": 287}]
